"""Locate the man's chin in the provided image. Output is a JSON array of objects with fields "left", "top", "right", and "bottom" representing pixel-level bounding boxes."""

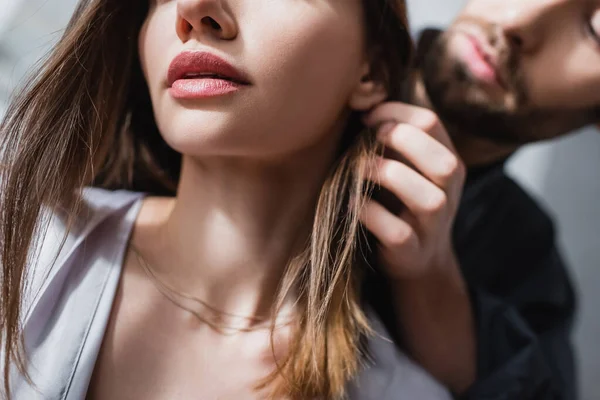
[
  {"left": 438, "top": 109, "right": 526, "bottom": 145},
  {"left": 444, "top": 79, "right": 519, "bottom": 114},
  {"left": 426, "top": 85, "right": 526, "bottom": 144}
]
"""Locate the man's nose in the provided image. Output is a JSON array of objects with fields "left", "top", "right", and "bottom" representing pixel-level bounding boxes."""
[{"left": 495, "top": 0, "right": 565, "bottom": 53}]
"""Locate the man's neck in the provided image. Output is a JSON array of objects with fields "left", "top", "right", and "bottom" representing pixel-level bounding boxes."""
[{"left": 410, "top": 71, "right": 516, "bottom": 167}]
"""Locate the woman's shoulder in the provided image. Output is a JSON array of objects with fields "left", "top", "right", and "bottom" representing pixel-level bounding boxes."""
[
  {"left": 38, "top": 187, "right": 143, "bottom": 243},
  {"left": 81, "top": 186, "right": 145, "bottom": 213},
  {"left": 32, "top": 187, "right": 144, "bottom": 267},
  {"left": 9, "top": 188, "right": 145, "bottom": 398},
  {"left": 23, "top": 187, "right": 144, "bottom": 319}
]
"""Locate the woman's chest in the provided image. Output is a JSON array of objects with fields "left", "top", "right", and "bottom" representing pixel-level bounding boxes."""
[
  {"left": 86, "top": 256, "right": 286, "bottom": 400},
  {"left": 87, "top": 350, "right": 276, "bottom": 400}
]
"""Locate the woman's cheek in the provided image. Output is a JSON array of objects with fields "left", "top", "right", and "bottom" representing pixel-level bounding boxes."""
[{"left": 140, "top": 12, "right": 175, "bottom": 71}]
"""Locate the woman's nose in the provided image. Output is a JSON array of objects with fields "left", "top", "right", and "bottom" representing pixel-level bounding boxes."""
[{"left": 176, "top": 0, "right": 237, "bottom": 42}]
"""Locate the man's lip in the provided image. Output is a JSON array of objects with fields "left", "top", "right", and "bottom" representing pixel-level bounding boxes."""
[
  {"left": 469, "top": 35, "right": 508, "bottom": 90},
  {"left": 462, "top": 32, "right": 508, "bottom": 89},
  {"left": 167, "top": 51, "right": 251, "bottom": 87}
]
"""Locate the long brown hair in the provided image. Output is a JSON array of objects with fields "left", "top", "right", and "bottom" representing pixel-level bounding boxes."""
[{"left": 0, "top": 0, "right": 412, "bottom": 398}]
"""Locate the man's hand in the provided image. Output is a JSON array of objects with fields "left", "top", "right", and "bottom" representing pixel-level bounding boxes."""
[
  {"left": 361, "top": 102, "right": 465, "bottom": 280},
  {"left": 360, "top": 102, "right": 476, "bottom": 395}
]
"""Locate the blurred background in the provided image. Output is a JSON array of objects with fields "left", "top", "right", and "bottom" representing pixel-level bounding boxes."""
[{"left": 0, "top": 0, "right": 598, "bottom": 398}]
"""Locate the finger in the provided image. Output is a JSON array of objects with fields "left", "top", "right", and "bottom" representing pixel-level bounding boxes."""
[
  {"left": 360, "top": 199, "right": 419, "bottom": 250},
  {"left": 379, "top": 123, "right": 465, "bottom": 190},
  {"left": 369, "top": 158, "right": 450, "bottom": 224},
  {"left": 365, "top": 102, "right": 455, "bottom": 151}
]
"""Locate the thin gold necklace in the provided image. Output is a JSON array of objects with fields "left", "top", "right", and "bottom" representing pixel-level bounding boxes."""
[{"left": 132, "top": 247, "right": 292, "bottom": 335}]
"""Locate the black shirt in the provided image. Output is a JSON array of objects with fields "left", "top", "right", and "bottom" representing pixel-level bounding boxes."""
[{"left": 454, "top": 161, "right": 576, "bottom": 400}]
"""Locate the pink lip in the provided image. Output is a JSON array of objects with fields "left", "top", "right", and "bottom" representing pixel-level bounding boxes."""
[
  {"left": 458, "top": 34, "right": 502, "bottom": 86},
  {"left": 167, "top": 51, "right": 250, "bottom": 99}
]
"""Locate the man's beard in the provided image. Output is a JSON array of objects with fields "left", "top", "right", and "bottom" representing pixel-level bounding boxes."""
[{"left": 420, "top": 27, "right": 534, "bottom": 144}]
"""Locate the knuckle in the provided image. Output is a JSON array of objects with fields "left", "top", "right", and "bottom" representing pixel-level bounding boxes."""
[
  {"left": 414, "top": 109, "right": 440, "bottom": 132},
  {"left": 455, "top": 159, "right": 467, "bottom": 182},
  {"left": 423, "top": 190, "right": 448, "bottom": 214},
  {"left": 387, "top": 124, "right": 409, "bottom": 144},
  {"left": 387, "top": 225, "right": 413, "bottom": 247},
  {"left": 379, "top": 159, "right": 399, "bottom": 184},
  {"left": 438, "top": 154, "right": 462, "bottom": 181}
]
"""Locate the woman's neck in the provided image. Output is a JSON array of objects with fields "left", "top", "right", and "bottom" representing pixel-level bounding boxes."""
[{"left": 135, "top": 137, "right": 340, "bottom": 325}]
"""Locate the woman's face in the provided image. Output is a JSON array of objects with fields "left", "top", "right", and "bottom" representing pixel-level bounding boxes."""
[{"left": 139, "top": 0, "right": 379, "bottom": 159}]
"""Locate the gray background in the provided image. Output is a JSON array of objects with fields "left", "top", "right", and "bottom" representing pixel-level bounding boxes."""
[{"left": 0, "top": 0, "right": 598, "bottom": 398}]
